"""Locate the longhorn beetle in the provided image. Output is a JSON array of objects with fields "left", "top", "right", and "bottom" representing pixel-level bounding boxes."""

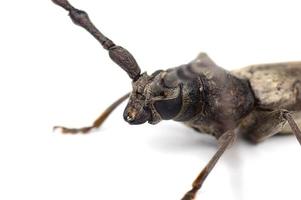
[{"left": 51, "top": 0, "right": 301, "bottom": 199}]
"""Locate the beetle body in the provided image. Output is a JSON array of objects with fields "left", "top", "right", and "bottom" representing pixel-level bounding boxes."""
[
  {"left": 126, "top": 53, "right": 301, "bottom": 142},
  {"left": 51, "top": 1, "right": 301, "bottom": 199}
]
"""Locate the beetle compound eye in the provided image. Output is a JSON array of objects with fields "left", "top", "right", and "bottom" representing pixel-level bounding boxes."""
[{"left": 154, "top": 90, "right": 182, "bottom": 120}]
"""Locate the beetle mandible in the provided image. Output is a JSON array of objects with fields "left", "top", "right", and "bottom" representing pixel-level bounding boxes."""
[{"left": 51, "top": 0, "right": 301, "bottom": 199}]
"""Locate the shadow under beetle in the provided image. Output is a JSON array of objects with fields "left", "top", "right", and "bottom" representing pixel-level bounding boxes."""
[{"left": 51, "top": 0, "right": 301, "bottom": 199}]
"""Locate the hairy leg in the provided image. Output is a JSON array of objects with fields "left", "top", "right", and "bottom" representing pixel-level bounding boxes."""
[
  {"left": 54, "top": 93, "right": 129, "bottom": 134},
  {"left": 181, "top": 130, "right": 236, "bottom": 200}
]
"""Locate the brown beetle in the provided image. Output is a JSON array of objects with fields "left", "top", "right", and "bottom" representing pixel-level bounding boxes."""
[{"left": 51, "top": 0, "right": 301, "bottom": 199}]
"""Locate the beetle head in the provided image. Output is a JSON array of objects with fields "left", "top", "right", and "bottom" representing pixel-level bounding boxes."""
[{"left": 123, "top": 71, "right": 183, "bottom": 125}]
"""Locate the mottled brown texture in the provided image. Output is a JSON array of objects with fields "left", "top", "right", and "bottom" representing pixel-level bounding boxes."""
[
  {"left": 233, "top": 62, "right": 301, "bottom": 110},
  {"left": 233, "top": 62, "right": 301, "bottom": 141}
]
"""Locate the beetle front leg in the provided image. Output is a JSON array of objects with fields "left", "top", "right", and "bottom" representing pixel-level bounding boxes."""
[
  {"left": 54, "top": 93, "right": 129, "bottom": 134},
  {"left": 181, "top": 130, "right": 236, "bottom": 200}
]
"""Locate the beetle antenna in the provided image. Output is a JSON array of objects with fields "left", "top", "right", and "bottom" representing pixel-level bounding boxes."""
[
  {"left": 53, "top": 93, "right": 130, "bottom": 134},
  {"left": 52, "top": 0, "right": 141, "bottom": 80}
]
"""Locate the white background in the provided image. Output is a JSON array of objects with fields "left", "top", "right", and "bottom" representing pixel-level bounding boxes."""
[{"left": 1, "top": 0, "right": 301, "bottom": 200}]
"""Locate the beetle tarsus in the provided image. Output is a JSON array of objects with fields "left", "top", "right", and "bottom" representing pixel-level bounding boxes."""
[
  {"left": 53, "top": 93, "right": 130, "bottom": 134},
  {"left": 53, "top": 126, "right": 93, "bottom": 134}
]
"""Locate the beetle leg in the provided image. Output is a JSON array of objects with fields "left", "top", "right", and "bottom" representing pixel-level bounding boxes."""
[
  {"left": 181, "top": 130, "right": 236, "bottom": 200},
  {"left": 54, "top": 93, "right": 130, "bottom": 134},
  {"left": 283, "top": 112, "right": 301, "bottom": 146},
  {"left": 239, "top": 109, "right": 288, "bottom": 143},
  {"left": 240, "top": 109, "right": 301, "bottom": 145}
]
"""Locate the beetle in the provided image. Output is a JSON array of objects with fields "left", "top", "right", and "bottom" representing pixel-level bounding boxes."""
[{"left": 51, "top": 0, "right": 301, "bottom": 199}]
